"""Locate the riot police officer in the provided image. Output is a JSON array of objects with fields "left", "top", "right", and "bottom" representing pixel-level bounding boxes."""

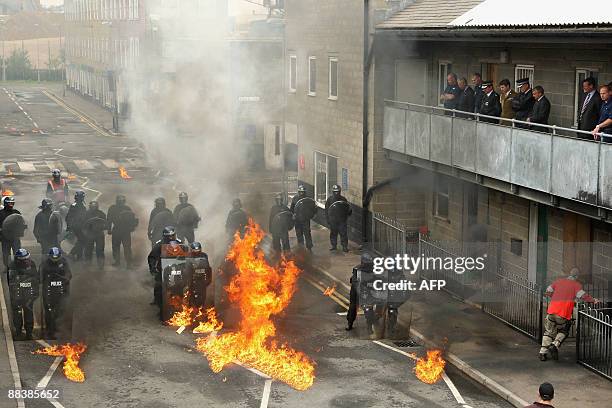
[
  {"left": 83, "top": 201, "right": 107, "bottom": 267},
  {"left": 186, "top": 242, "right": 212, "bottom": 308},
  {"left": 40, "top": 247, "right": 72, "bottom": 340},
  {"left": 148, "top": 197, "right": 174, "bottom": 247},
  {"left": 225, "top": 198, "right": 248, "bottom": 240},
  {"left": 173, "top": 192, "right": 201, "bottom": 243},
  {"left": 106, "top": 195, "right": 138, "bottom": 267},
  {"left": 325, "top": 185, "right": 352, "bottom": 252},
  {"left": 34, "top": 198, "right": 55, "bottom": 259},
  {"left": 347, "top": 252, "right": 375, "bottom": 333},
  {"left": 0, "top": 196, "right": 23, "bottom": 269},
  {"left": 46, "top": 169, "right": 69, "bottom": 205},
  {"left": 66, "top": 191, "right": 87, "bottom": 261},
  {"left": 8, "top": 249, "right": 39, "bottom": 340},
  {"left": 290, "top": 185, "right": 317, "bottom": 251},
  {"left": 147, "top": 226, "right": 182, "bottom": 316},
  {"left": 269, "top": 193, "right": 293, "bottom": 253}
]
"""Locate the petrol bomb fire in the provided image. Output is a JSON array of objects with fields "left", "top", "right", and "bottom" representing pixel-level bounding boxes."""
[
  {"left": 193, "top": 308, "right": 223, "bottom": 333},
  {"left": 118, "top": 166, "right": 132, "bottom": 179},
  {"left": 33, "top": 343, "right": 87, "bottom": 383},
  {"left": 195, "top": 219, "right": 315, "bottom": 390},
  {"left": 1, "top": 188, "right": 14, "bottom": 197},
  {"left": 67, "top": 173, "right": 77, "bottom": 181},
  {"left": 414, "top": 349, "right": 446, "bottom": 384},
  {"left": 323, "top": 283, "right": 337, "bottom": 297}
]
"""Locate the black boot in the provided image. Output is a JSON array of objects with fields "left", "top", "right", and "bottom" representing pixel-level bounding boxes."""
[
  {"left": 330, "top": 246, "right": 337, "bottom": 251},
  {"left": 539, "top": 353, "right": 547, "bottom": 361},
  {"left": 345, "top": 324, "right": 353, "bottom": 331},
  {"left": 549, "top": 345, "right": 559, "bottom": 360}
]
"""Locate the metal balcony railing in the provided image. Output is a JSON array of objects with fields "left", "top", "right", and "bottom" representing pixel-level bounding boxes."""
[{"left": 383, "top": 100, "right": 612, "bottom": 211}]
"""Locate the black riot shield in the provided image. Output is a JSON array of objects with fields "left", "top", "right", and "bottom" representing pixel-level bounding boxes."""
[
  {"left": 271, "top": 210, "right": 294, "bottom": 235},
  {"left": 44, "top": 272, "right": 70, "bottom": 301},
  {"left": 1, "top": 214, "right": 27, "bottom": 240},
  {"left": 187, "top": 257, "right": 212, "bottom": 308},
  {"left": 9, "top": 274, "right": 40, "bottom": 307},
  {"left": 328, "top": 200, "right": 351, "bottom": 226},
  {"left": 117, "top": 210, "right": 138, "bottom": 233},
  {"left": 150, "top": 210, "right": 175, "bottom": 243},
  {"left": 160, "top": 243, "right": 189, "bottom": 321},
  {"left": 294, "top": 197, "right": 317, "bottom": 222},
  {"left": 83, "top": 217, "right": 106, "bottom": 239},
  {"left": 177, "top": 205, "right": 200, "bottom": 228}
]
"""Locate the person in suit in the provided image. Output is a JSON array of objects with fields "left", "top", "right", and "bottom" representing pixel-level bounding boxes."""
[
  {"left": 472, "top": 72, "right": 484, "bottom": 114},
  {"left": 527, "top": 86, "right": 551, "bottom": 132},
  {"left": 577, "top": 77, "right": 602, "bottom": 138},
  {"left": 479, "top": 80, "right": 501, "bottom": 123},
  {"left": 498, "top": 78, "right": 517, "bottom": 125},
  {"left": 456, "top": 77, "right": 475, "bottom": 118},
  {"left": 512, "top": 78, "right": 535, "bottom": 129}
]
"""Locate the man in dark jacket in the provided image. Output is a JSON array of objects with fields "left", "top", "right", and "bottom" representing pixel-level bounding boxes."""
[
  {"left": 325, "top": 184, "right": 352, "bottom": 252},
  {"left": 8, "top": 249, "right": 38, "bottom": 340},
  {"left": 40, "top": 247, "right": 72, "bottom": 339},
  {"left": 528, "top": 86, "right": 551, "bottom": 132},
  {"left": 83, "top": 201, "right": 106, "bottom": 267},
  {"left": 106, "top": 195, "right": 137, "bottom": 267},
  {"left": 512, "top": 78, "right": 535, "bottom": 128},
  {"left": 457, "top": 77, "right": 475, "bottom": 118},
  {"left": 472, "top": 73, "right": 484, "bottom": 113},
  {"left": 577, "top": 77, "right": 602, "bottom": 138},
  {"left": 65, "top": 191, "right": 87, "bottom": 261},
  {"left": 173, "top": 192, "right": 200, "bottom": 243},
  {"left": 524, "top": 382, "right": 555, "bottom": 407},
  {"left": 147, "top": 197, "right": 174, "bottom": 246},
  {"left": 225, "top": 198, "right": 248, "bottom": 240},
  {"left": 33, "top": 198, "right": 55, "bottom": 259},
  {"left": 0, "top": 196, "right": 22, "bottom": 269},
  {"left": 479, "top": 81, "right": 501, "bottom": 123},
  {"left": 268, "top": 193, "right": 292, "bottom": 253}
]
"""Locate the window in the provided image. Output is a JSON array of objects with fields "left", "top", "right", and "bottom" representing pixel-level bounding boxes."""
[
  {"left": 510, "top": 238, "right": 523, "bottom": 256},
  {"left": 433, "top": 175, "right": 449, "bottom": 219},
  {"left": 438, "top": 61, "right": 452, "bottom": 107},
  {"left": 314, "top": 151, "right": 338, "bottom": 205},
  {"left": 329, "top": 57, "right": 338, "bottom": 100},
  {"left": 308, "top": 56, "right": 316, "bottom": 96},
  {"left": 274, "top": 125, "right": 281, "bottom": 156},
  {"left": 289, "top": 55, "right": 297, "bottom": 93},
  {"left": 514, "top": 64, "right": 534, "bottom": 92},
  {"left": 574, "top": 68, "right": 599, "bottom": 127}
]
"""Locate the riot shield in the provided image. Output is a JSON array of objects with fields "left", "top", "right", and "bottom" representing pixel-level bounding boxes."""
[
  {"left": 41, "top": 271, "right": 72, "bottom": 340},
  {"left": 160, "top": 243, "right": 189, "bottom": 322},
  {"left": 117, "top": 210, "right": 138, "bottom": 233},
  {"left": 177, "top": 205, "right": 200, "bottom": 228},
  {"left": 150, "top": 210, "right": 175, "bottom": 243},
  {"left": 271, "top": 210, "right": 294, "bottom": 235},
  {"left": 187, "top": 257, "right": 212, "bottom": 308},
  {"left": 328, "top": 200, "right": 351, "bottom": 226},
  {"left": 294, "top": 197, "right": 317, "bottom": 222},
  {"left": 9, "top": 273, "right": 40, "bottom": 307},
  {"left": 1, "top": 214, "right": 27, "bottom": 240},
  {"left": 83, "top": 217, "right": 106, "bottom": 239}
]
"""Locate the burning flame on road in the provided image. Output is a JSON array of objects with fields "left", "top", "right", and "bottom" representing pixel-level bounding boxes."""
[
  {"left": 196, "top": 219, "right": 315, "bottom": 390},
  {"left": 33, "top": 343, "right": 87, "bottom": 382},
  {"left": 167, "top": 303, "right": 198, "bottom": 327},
  {"left": 1, "top": 188, "right": 14, "bottom": 197},
  {"left": 193, "top": 308, "right": 223, "bottom": 333},
  {"left": 118, "top": 166, "right": 132, "bottom": 179},
  {"left": 414, "top": 349, "right": 446, "bottom": 384},
  {"left": 323, "top": 283, "right": 336, "bottom": 297},
  {"left": 67, "top": 174, "right": 77, "bottom": 181}
]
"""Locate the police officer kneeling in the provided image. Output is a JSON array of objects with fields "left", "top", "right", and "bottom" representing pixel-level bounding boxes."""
[
  {"left": 147, "top": 226, "right": 182, "bottom": 318},
  {"left": 40, "top": 247, "right": 72, "bottom": 340},
  {"left": 8, "top": 249, "right": 39, "bottom": 340},
  {"left": 347, "top": 253, "right": 375, "bottom": 333},
  {"left": 186, "top": 242, "right": 212, "bottom": 308}
]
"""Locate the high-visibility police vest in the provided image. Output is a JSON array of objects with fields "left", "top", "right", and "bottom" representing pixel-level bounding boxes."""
[{"left": 48, "top": 179, "right": 67, "bottom": 203}]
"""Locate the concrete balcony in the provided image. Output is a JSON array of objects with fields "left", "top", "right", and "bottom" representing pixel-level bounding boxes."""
[{"left": 383, "top": 101, "right": 612, "bottom": 221}]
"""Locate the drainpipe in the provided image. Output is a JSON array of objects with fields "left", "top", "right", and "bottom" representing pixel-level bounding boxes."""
[{"left": 361, "top": 0, "right": 371, "bottom": 244}]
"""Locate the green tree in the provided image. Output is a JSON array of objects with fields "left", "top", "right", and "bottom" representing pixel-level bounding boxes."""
[{"left": 6, "top": 49, "right": 32, "bottom": 80}]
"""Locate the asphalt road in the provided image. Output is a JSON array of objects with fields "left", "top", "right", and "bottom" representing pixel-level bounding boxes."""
[{"left": 0, "top": 84, "right": 512, "bottom": 408}]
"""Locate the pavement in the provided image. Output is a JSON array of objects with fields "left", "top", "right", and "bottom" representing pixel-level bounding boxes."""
[{"left": 299, "top": 226, "right": 612, "bottom": 408}]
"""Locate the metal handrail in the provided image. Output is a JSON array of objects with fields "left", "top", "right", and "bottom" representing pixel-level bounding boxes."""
[{"left": 384, "top": 99, "right": 610, "bottom": 142}]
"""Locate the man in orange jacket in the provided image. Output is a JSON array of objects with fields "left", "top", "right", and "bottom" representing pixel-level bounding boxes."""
[{"left": 539, "top": 267, "right": 599, "bottom": 361}]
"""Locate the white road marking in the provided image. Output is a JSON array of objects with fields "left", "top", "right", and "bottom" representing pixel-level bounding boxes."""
[
  {"left": 74, "top": 160, "right": 95, "bottom": 170},
  {"left": 100, "top": 159, "right": 119, "bottom": 168},
  {"left": 45, "top": 161, "right": 66, "bottom": 171},
  {"left": 17, "top": 161, "right": 37, "bottom": 172},
  {"left": 48, "top": 398, "right": 66, "bottom": 408},
  {"left": 259, "top": 379, "right": 273, "bottom": 408},
  {"left": 0, "top": 274, "right": 25, "bottom": 408},
  {"left": 233, "top": 360, "right": 272, "bottom": 379},
  {"left": 36, "top": 356, "right": 63, "bottom": 388}
]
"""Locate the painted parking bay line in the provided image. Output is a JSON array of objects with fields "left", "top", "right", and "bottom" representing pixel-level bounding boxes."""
[
  {"left": 16, "top": 161, "right": 37, "bottom": 172},
  {"left": 73, "top": 160, "right": 95, "bottom": 170}
]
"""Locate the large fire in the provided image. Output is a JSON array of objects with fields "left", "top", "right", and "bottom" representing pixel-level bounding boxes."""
[
  {"left": 195, "top": 220, "right": 315, "bottom": 390},
  {"left": 33, "top": 343, "right": 87, "bottom": 383},
  {"left": 414, "top": 349, "right": 446, "bottom": 384},
  {"left": 118, "top": 166, "right": 132, "bottom": 179}
]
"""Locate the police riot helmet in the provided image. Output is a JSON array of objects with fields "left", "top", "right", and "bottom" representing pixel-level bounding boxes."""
[
  {"left": 116, "top": 195, "right": 126, "bottom": 205},
  {"left": 155, "top": 197, "right": 166, "bottom": 208},
  {"left": 178, "top": 192, "right": 188, "bottom": 204},
  {"left": 332, "top": 184, "right": 341, "bottom": 194},
  {"left": 297, "top": 185, "right": 306, "bottom": 195},
  {"left": 3, "top": 196, "right": 15, "bottom": 208},
  {"left": 51, "top": 168, "right": 61, "bottom": 179},
  {"left": 89, "top": 200, "right": 99, "bottom": 210},
  {"left": 162, "top": 226, "right": 176, "bottom": 240},
  {"left": 190, "top": 241, "right": 202, "bottom": 255},
  {"left": 274, "top": 193, "right": 283, "bottom": 206},
  {"left": 39, "top": 198, "right": 53, "bottom": 210},
  {"left": 232, "top": 198, "right": 242, "bottom": 209},
  {"left": 15, "top": 248, "right": 30, "bottom": 262},
  {"left": 360, "top": 252, "right": 374, "bottom": 265},
  {"left": 48, "top": 247, "right": 62, "bottom": 262},
  {"left": 74, "top": 190, "right": 86, "bottom": 201}
]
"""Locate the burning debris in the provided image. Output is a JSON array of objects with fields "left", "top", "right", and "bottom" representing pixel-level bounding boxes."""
[
  {"left": 67, "top": 173, "right": 77, "bottom": 181},
  {"left": 165, "top": 292, "right": 222, "bottom": 335},
  {"left": 195, "top": 219, "right": 315, "bottom": 391},
  {"left": 323, "top": 283, "right": 336, "bottom": 297},
  {"left": 1, "top": 188, "right": 15, "bottom": 197},
  {"left": 193, "top": 308, "right": 223, "bottom": 334},
  {"left": 118, "top": 166, "right": 132, "bottom": 179},
  {"left": 33, "top": 343, "right": 87, "bottom": 383},
  {"left": 414, "top": 349, "right": 446, "bottom": 384}
]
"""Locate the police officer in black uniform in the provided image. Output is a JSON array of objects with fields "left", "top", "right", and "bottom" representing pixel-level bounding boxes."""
[
  {"left": 290, "top": 185, "right": 315, "bottom": 251},
  {"left": 325, "top": 184, "right": 352, "bottom": 252},
  {"left": 40, "top": 247, "right": 72, "bottom": 339},
  {"left": 106, "top": 195, "right": 138, "bottom": 267},
  {"left": 8, "top": 249, "right": 39, "bottom": 340},
  {"left": 347, "top": 252, "right": 375, "bottom": 333},
  {"left": 512, "top": 78, "right": 535, "bottom": 129},
  {"left": 148, "top": 197, "right": 174, "bottom": 247},
  {"left": 147, "top": 226, "right": 182, "bottom": 316},
  {"left": 225, "top": 198, "right": 248, "bottom": 240},
  {"left": 479, "top": 80, "right": 502, "bottom": 123},
  {"left": 173, "top": 192, "right": 201, "bottom": 244},
  {"left": 269, "top": 193, "right": 292, "bottom": 253},
  {"left": 66, "top": 191, "right": 87, "bottom": 261},
  {"left": 83, "top": 200, "right": 106, "bottom": 267},
  {"left": 186, "top": 242, "right": 212, "bottom": 308},
  {"left": 0, "top": 196, "right": 23, "bottom": 270},
  {"left": 33, "top": 199, "right": 55, "bottom": 259}
]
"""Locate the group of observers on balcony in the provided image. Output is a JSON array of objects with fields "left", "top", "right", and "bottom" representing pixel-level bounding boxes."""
[{"left": 440, "top": 73, "right": 612, "bottom": 142}]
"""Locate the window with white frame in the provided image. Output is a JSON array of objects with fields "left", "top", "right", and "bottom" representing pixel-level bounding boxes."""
[
  {"left": 438, "top": 61, "right": 452, "bottom": 107},
  {"left": 433, "top": 174, "right": 449, "bottom": 219},
  {"left": 514, "top": 64, "right": 534, "bottom": 92},
  {"left": 574, "top": 68, "right": 599, "bottom": 127},
  {"left": 308, "top": 56, "right": 317, "bottom": 96},
  {"left": 289, "top": 55, "right": 297, "bottom": 93},
  {"left": 329, "top": 57, "right": 338, "bottom": 100},
  {"left": 314, "top": 151, "right": 338, "bottom": 205}
]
